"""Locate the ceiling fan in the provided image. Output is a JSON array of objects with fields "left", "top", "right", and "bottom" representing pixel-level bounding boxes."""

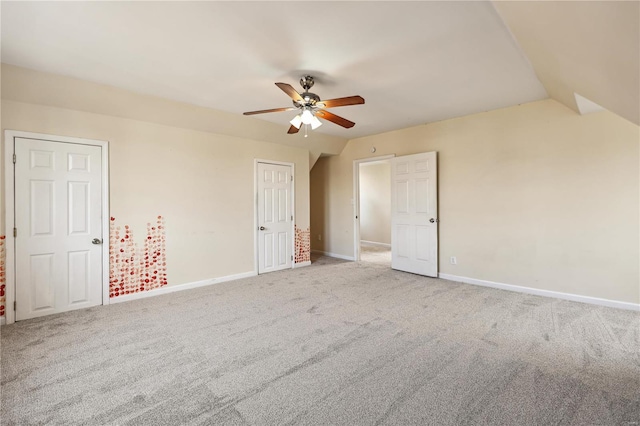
[{"left": 243, "top": 76, "right": 364, "bottom": 135}]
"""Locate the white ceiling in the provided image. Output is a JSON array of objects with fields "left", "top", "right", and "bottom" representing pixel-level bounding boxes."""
[{"left": 1, "top": 1, "right": 548, "bottom": 139}]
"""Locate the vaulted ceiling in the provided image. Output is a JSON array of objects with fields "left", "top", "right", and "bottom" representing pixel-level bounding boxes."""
[
  {"left": 494, "top": 1, "right": 639, "bottom": 126},
  {"left": 1, "top": 1, "right": 638, "bottom": 142}
]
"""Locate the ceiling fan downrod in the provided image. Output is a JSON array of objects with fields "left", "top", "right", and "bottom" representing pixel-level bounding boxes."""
[{"left": 300, "top": 75, "right": 314, "bottom": 92}]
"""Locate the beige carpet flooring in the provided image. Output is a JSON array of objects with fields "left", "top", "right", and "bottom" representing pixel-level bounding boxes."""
[
  {"left": 359, "top": 242, "right": 391, "bottom": 266},
  {"left": 2, "top": 255, "right": 639, "bottom": 425}
]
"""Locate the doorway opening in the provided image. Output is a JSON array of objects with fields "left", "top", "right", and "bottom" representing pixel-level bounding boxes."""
[
  {"left": 353, "top": 156, "right": 394, "bottom": 265},
  {"left": 353, "top": 152, "right": 439, "bottom": 277}
]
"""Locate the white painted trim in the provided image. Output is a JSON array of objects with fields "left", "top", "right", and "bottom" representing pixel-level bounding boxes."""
[
  {"left": 3, "top": 130, "right": 109, "bottom": 325},
  {"left": 0, "top": 317, "right": 5, "bottom": 326},
  {"left": 253, "top": 161, "right": 259, "bottom": 275},
  {"left": 438, "top": 273, "right": 640, "bottom": 312},
  {"left": 4, "top": 132, "right": 16, "bottom": 325},
  {"left": 293, "top": 260, "right": 311, "bottom": 268},
  {"left": 311, "top": 250, "right": 355, "bottom": 261},
  {"left": 254, "top": 159, "right": 296, "bottom": 274},
  {"left": 101, "top": 141, "right": 111, "bottom": 306},
  {"left": 352, "top": 155, "right": 395, "bottom": 262},
  {"left": 360, "top": 240, "right": 391, "bottom": 248},
  {"left": 109, "top": 270, "right": 257, "bottom": 304}
]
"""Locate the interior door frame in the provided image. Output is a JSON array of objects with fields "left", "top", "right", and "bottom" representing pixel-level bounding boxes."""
[
  {"left": 3, "top": 130, "right": 110, "bottom": 325},
  {"left": 352, "top": 154, "right": 395, "bottom": 261},
  {"left": 253, "top": 159, "right": 295, "bottom": 274}
]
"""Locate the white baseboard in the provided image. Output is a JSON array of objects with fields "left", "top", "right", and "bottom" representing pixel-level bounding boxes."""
[
  {"left": 360, "top": 240, "right": 391, "bottom": 248},
  {"left": 0, "top": 317, "right": 5, "bottom": 326},
  {"left": 109, "top": 270, "right": 257, "bottom": 304},
  {"left": 294, "top": 260, "right": 311, "bottom": 268},
  {"left": 438, "top": 273, "right": 640, "bottom": 312},
  {"left": 311, "top": 250, "right": 355, "bottom": 261}
]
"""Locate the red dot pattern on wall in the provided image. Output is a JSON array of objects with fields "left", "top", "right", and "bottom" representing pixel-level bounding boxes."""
[
  {"left": 0, "top": 236, "right": 5, "bottom": 317},
  {"left": 109, "top": 216, "right": 168, "bottom": 298},
  {"left": 295, "top": 226, "right": 310, "bottom": 263}
]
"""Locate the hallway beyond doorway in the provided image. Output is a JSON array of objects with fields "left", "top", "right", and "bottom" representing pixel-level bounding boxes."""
[{"left": 359, "top": 241, "right": 391, "bottom": 266}]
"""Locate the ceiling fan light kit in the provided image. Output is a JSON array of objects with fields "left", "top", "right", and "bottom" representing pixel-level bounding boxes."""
[
  {"left": 300, "top": 108, "right": 314, "bottom": 124},
  {"left": 244, "top": 75, "right": 364, "bottom": 135}
]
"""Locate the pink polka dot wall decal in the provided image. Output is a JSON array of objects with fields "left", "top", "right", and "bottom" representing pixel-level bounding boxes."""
[
  {"left": 109, "top": 216, "right": 168, "bottom": 298},
  {"left": 295, "top": 226, "right": 311, "bottom": 263},
  {"left": 0, "top": 235, "right": 7, "bottom": 317}
]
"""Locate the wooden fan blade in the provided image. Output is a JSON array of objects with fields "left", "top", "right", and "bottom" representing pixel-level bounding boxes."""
[
  {"left": 315, "top": 110, "right": 355, "bottom": 128},
  {"left": 317, "top": 96, "right": 365, "bottom": 108},
  {"left": 243, "top": 107, "right": 297, "bottom": 116},
  {"left": 275, "top": 83, "right": 304, "bottom": 102},
  {"left": 287, "top": 125, "right": 300, "bottom": 134}
]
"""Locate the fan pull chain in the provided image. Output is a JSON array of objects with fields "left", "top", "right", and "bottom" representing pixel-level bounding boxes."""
[{"left": 304, "top": 124, "right": 308, "bottom": 138}]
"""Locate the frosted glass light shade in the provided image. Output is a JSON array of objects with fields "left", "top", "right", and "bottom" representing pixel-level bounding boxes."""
[
  {"left": 289, "top": 114, "right": 302, "bottom": 129},
  {"left": 310, "top": 115, "right": 322, "bottom": 130},
  {"left": 301, "top": 109, "right": 314, "bottom": 125}
]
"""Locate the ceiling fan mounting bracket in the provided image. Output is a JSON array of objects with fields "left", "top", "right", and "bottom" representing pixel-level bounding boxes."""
[{"left": 300, "top": 75, "right": 315, "bottom": 91}]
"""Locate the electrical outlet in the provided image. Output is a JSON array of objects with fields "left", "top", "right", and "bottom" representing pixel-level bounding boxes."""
[
  {"left": 450, "top": 256, "right": 457, "bottom": 265},
  {"left": 318, "top": 234, "right": 322, "bottom": 241}
]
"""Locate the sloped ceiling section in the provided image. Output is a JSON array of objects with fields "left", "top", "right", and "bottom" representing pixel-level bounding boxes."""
[{"left": 494, "top": 1, "right": 640, "bottom": 126}]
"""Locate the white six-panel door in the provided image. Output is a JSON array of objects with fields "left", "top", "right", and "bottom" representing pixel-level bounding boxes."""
[
  {"left": 390, "top": 152, "right": 438, "bottom": 277},
  {"left": 257, "top": 162, "right": 293, "bottom": 274},
  {"left": 15, "top": 137, "right": 104, "bottom": 320}
]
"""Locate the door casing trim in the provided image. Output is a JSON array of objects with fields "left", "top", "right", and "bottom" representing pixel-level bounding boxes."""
[{"left": 4, "top": 130, "right": 110, "bottom": 325}]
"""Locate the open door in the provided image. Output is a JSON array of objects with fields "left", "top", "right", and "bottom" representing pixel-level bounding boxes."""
[{"left": 390, "top": 152, "right": 438, "bottom": 276}]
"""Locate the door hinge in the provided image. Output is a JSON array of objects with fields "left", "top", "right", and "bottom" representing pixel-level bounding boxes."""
[
  {"left": 13, "top": 228, "right": 17, "bottom": 238},
  {"left": 291, "top": 215, "right": 293, "bottom": 221},
  {"left": 291, "top": 175, "right": 293, "bottom": 182},
  {"left": 13, "top": 301, "right": 16, "bottom": 311},
  {"left": 291, "top": 255, "right": 293, "bottom": 261},
  {"left": 12, "top": 153, "right": 16, "bottom": 164}
]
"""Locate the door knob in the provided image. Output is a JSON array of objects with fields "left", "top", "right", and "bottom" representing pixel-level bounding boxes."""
[
  {"left": 429, "top": 218, "right": 439, "bottom": 223},
  {"left": 259, "top": 226, "right": 266, "bottom": 231},
  {"left": 92, "top": 238, "right": 103, "bottom": 245}
]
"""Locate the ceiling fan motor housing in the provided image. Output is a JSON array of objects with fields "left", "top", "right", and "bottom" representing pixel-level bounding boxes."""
[{"left": 294, "top": 92, "right": 321, "bottom": 108}]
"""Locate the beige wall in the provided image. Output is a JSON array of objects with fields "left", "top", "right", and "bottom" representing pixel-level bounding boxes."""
[
  {"left": 311, "top": 99, "right": 639, "bottom": 304},
  {"left": 359, "top": 162, "right": 391, "bottom": 245},
  {"left": 2, "top": 99, "right": 310, "bottom": 286}
]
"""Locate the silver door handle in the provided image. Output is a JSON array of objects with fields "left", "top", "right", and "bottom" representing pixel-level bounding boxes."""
[
  {"left": 92, "top": 238, "right": 103, "bottom": 245},
  {"left": 259, "top": 226, "right": 266, "bottom": 231},
  {"left": 429, "top": 218, "right": 439, "bottom": 223}
]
